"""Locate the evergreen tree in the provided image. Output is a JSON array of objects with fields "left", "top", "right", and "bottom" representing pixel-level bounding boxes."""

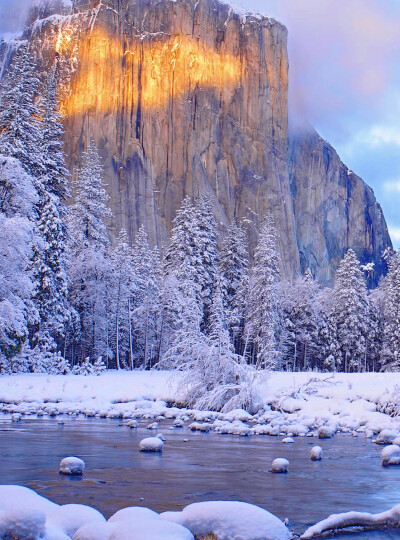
[
  {"left": 109, "top": 229, "right": 136, "bottom": 370},
  {"left": 0, "top": 45, "right": 44, "bottom": 178},
  {"left": 330, "top": 249, "right": 369, "bottom": 372},
  {"left": 381, "top": 251, "right": 400, "bottom": 371},
  {"left": 0, "top": 156, "right": 38, "bottom": 372},
  {"left": 280, "top": 270, "right": 321, "bottom": 371},
  {"left": 67, "top": 142, "right": 112, "bottom": 364},
  {"left": 30, "top": 72, "right": 73, "bottom": 354},
  {"left": 164, "top": 192, "right": 219, "bottom": 331},
  {"left": 220, "top": 220, "right": 249, "bottom": 353},
  {"left": 131, "top": 226, "right": 161, "bottom": 368},
  {"left": 245, "top": 216, "right": 281, "bottom": 369}
]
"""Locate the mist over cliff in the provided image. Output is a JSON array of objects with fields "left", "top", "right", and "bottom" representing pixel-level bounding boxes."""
[{"left": 0, "top": 0, "right": 392, "bottom": 284}]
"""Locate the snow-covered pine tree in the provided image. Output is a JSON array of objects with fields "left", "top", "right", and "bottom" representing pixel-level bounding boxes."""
[
  {"left": 220, "top": 220, "right": 249, "bottom": 353},
  {"left": 244, "top": 216, "right": 281, "bottom": 370},
  {"left": 330, "top": 249, "right": 370, "bottom": 372},
  {"left": 280, "top": 269, "right": 321, "bottom": 371},
  {"left": 30, "top": 71, "right": 73, "bottom": 356},
  {"left": 67, "top": 141, "right": 112, "bottom": 365},
  {"left": 194, "top": 191, "right": 220, "bottom": 331},
  {"left": 131, "top": 226, "right": 161, "bottom": 368},
  {"left": 380, "top": 251, "right": 400, "bottom": 371},
  {"left": 0, "top": 45, "right": 44, "bottom": 178},
  {"left": 109, "top": 229, "right": 136, "bottom": 370},
  {"left": 164, "top": 192, "right": 219, "bottom": 331},
  {"left": 0, "top": 156, "right": 38, "bottom": 372}
]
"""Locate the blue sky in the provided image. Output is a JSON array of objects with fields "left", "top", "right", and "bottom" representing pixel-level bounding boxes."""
[{"left": 1, "top": 0, "right": 399, "bottom": 247}]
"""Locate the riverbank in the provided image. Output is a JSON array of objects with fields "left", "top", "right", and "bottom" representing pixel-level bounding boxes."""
[{"left": 0, "top": 371, "right": 400, "bottom": 438}]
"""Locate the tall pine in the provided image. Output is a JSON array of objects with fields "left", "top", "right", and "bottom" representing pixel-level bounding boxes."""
[
  {"left": 245, "top": 216, "right": 281, "bottom": 369},
  {"left": 67, "top": 141, "right": 112, "bottom": 363}
]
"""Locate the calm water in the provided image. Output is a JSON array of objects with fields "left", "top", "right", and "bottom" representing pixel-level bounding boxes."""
[{"left": 1, "top": 415, "right": 400, "bottom": 538}]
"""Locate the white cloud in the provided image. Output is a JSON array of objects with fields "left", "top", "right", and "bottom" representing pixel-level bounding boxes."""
[
  {"left": 389, "top": 226, "right": 400, "bottom": 247},
  {"left": 361, "top": 126, "right": 400, "bottom": 148},
  {"left": 384, "top": 180, "right": 400, "bottom": 193}
]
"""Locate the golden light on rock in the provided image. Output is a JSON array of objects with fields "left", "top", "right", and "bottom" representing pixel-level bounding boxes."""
[{"left": 60, "top": 29, "right": 242, "bottom": 116}]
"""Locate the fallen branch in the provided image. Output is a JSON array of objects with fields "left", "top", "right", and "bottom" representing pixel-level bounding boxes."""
[{"left": 301, "top": 504, "right": 400, "bottom": 539}]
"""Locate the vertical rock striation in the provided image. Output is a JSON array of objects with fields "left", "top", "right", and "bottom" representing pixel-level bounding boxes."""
[{"left": 0, "top": 0, "right": 392, "bottom": 283}]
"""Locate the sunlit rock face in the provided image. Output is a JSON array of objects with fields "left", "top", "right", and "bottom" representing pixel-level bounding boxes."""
[{"left": 3, "top": 0, "right": 392, "bottom": 283}]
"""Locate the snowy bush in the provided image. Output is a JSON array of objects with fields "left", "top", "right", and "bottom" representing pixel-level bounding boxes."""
[{"left": 72, "top": 357, "right": 106, "bottom": 376}]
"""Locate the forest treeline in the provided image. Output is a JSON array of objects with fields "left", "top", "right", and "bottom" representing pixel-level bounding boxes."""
[{"left": 1, "top": 46, "right": 400, "bottom": 382}]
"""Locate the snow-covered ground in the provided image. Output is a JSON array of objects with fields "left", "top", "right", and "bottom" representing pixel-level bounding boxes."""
[
  {"left": 1, "top": 371, "right": 400, "bottom": 439},
  {"left": 0, "top": 371, "right": 400, "bottom": 443}
]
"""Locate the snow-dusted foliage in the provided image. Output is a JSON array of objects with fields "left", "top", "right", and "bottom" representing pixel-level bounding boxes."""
[
  {"left": 220, "top": 220, "right": 249, "bottom": 353},
  {"left": 131, "top": 226, "right": 162, "bottom": 369},
  {"left": 164, "top": 192, "right": 219, "bottom": 332},
  {"left": 0, "top": 156, "right": 38, "bottom": 372},
  {"left": 280, "top": 269, "right": 321, "bottom": 371},
  {"left": 0, "top": 45, "right": 44, "bottom": 177},
  {"left": 380, "top": 251, "right": 400, "bottom": 371},
  {"left": 30, "top": 71, "right": 73, "bottom": 357},
  {"left": 109, "top": 229, "right": 136, "bottom": 370},
  {"left": 67, "top": 141, "right": 112, "bottom": 365},
  {"left": 245, "top": 216, "right": 281, "bottom": 369},
  {"left": 328, "top": 250, "right": 370, "bottom": 372}
]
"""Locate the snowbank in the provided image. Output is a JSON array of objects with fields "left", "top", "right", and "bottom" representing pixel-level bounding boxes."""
[
  {"left": 0, "top": 486, "right": 292, "bottom": 540},
  {"left": 1, "top": 371, "right": 400, "bottom": 442},
  {"left": 161, "top": 501, "right": 292, "bottom": 540}
]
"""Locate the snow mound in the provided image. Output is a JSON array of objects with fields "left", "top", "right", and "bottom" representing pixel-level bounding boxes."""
[
  {"left": 375, "top": 429, "right": 398, "bottom": 445},
  {"left": 75, "top": 507, "right": 194, "bottom": 540},
  {"left": 0, "top": 485, "right": 59, "bottom": 517},
  {"left": 139, "top": 437, "right": 164, "bottom": 452},
  {"left": 282, "top": 437, "right": 294, "bottom": 444},
  {"left": 311, "top": 446, "right": 323, "bottom": 461},
  {"left": 381, "top": 444, "right": 400, "bottom": 466},
  {"left": 46, "top": 504, "right": 105, "bottom": 537},
  {"left": 270, "top": 458, "right": 289, "bottom": 473},
  {"left": 317, "top": 425, "right": 335, "bottom": 438},
  {"left": 59, "top": 456, "right": 85, "bottom": 475},
  {"left": 161, "top": 501, "right": 292, "bottom": 540},
  {"left": 108, "top": 507, "right": 159, "bottom": 523}
]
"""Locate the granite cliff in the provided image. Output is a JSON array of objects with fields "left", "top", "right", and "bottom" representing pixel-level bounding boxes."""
[{"left": 0, "top": 0, "right": 392, "bottom": 284}]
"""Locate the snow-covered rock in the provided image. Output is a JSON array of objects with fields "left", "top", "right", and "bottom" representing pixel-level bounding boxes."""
[
  {"left": 173, "top": 418, "right": 185, "bottom": 428},
  {"left": 270, "top": 458, "right": 289, "bottom": 473},
  {"left": 59, "top": 457, "right": 85, "bottom": 475},
  {"left": 161, "top": 501, "right": 292, "bottom": 540},
  {"left": 282, "top": 437, "right": 294, "bottom": 444},
  {"left": 311, "top": 446, "right": 323, "bottom": 461},
  {"left": 189, "top": 421, "right": 213, "bottom": 432},
  {"left": 147, "top": 421, "right": 158, "bottom": 430},
  {"left": 139, "top": 437, "right": 164, "bottom": 452},
  {"left": 46, "top": 504, "right": 105, "bottom": 537},
  {"left": 375, "top": 429, "right": 398, "bottom": 445},
  {"left": 285, "top": 423, "right": 309, "bottom": 436},
  {"left": 381, "top": 444, "right": 400, "bottom": 466},
  {"left": 317, "top": 425, "right": 336, "bottom": 439}
]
